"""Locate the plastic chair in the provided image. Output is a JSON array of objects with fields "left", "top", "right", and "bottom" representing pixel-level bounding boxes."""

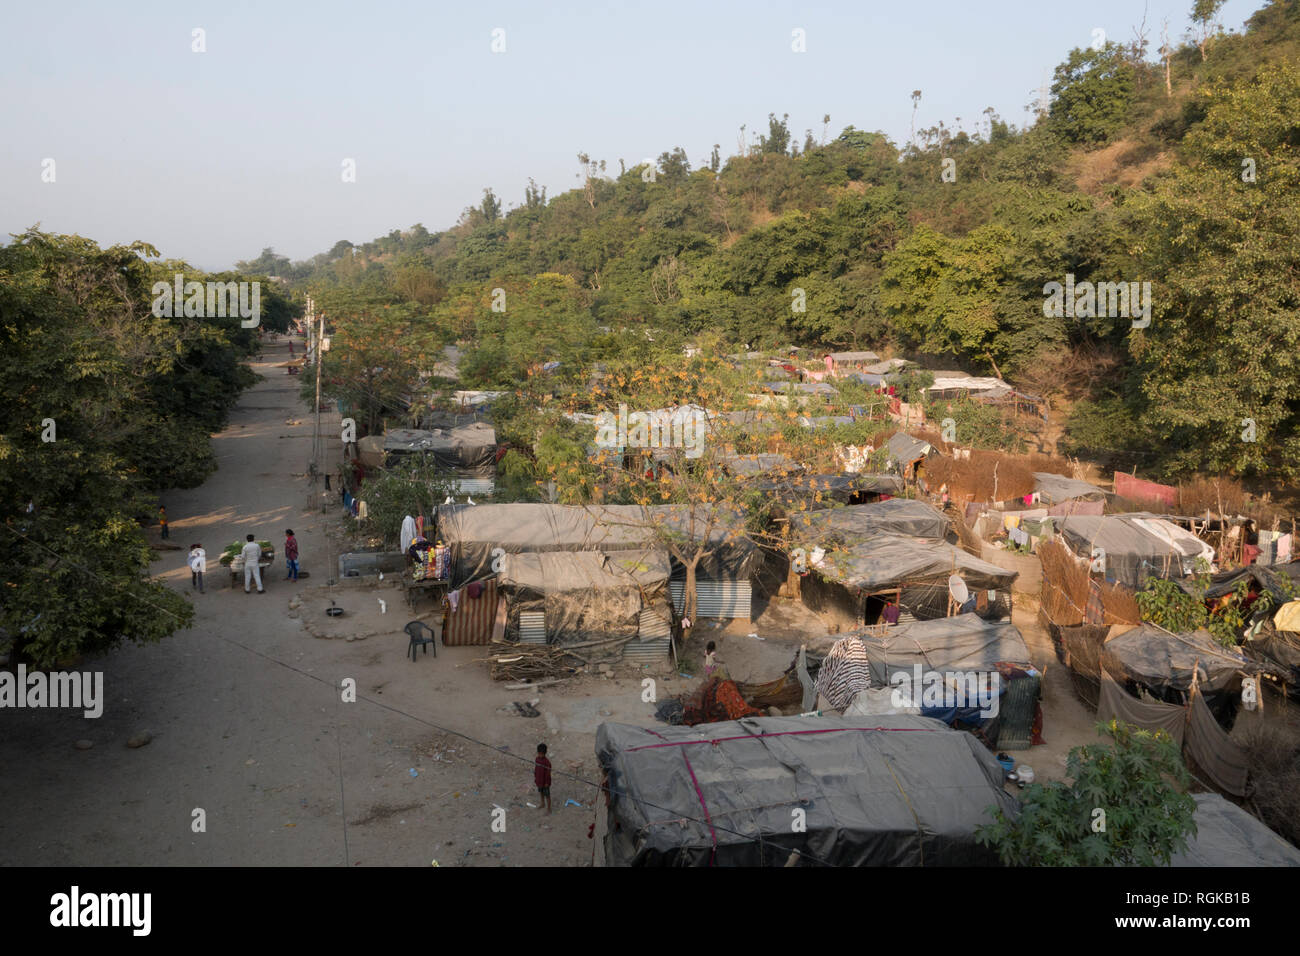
[{"left": 405, "top": 620, "right": 438, "bottom": 661}]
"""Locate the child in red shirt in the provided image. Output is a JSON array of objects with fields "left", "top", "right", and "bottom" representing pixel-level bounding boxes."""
[{"left": 534, "top": 743, "right": 552, "bottom": 814}]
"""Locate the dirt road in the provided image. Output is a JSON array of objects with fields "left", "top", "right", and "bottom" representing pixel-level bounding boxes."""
[{"left": 0, "top": 339, "right": 606, "bottom": 866}]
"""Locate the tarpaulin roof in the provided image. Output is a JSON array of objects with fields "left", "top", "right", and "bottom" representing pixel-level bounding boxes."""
[
  {"left": 790, "top": 499, "right": 950, "bottom": 543},
  {"left": 719, "top": 453, "right": 802, "bottom": 477},
  {"left": 1194, "top": 563, "right": 1300, "bottom": 603},
  {"left": 1032, "top": 472, "right": 1105, "bottom": 504},
  {"left": 850, "top": 615, "right": 1032, "bottom": 684},
  {"left": 1169, "top": 793, "right": 1300, "bottom": 867},
  {"left": 887, "top": 432, "right": 936, "bottom": 466},
  {"left": 383, "top": 423, "right": 497, "bottom": 476},
  {"left": 595, "top": 714, "right": 1017, "bottom": 866},
  {"left": 827, "top": 351, "right": 880, "bottom": 362},
  {"left": 1101, "top": 624, "right": 1251, "bottom": 696},
  {"left": 499, "top": 549, "right": 670, "bottom": 593},
  {"left": 925, "top": 376, "right": 1012, "bottom": 398},
  {"left": 1057, "top": 514, "right": 1216, "bottom": 589},
  {"left": 499, "top": 549, "right": 674, "bottom": 647},
  {"left": 438, "top": 503, "right": 760, "bottom": 585},
  {"left": 356, "top": 435, "right": 386, "bottom": 470},
  {"left": 865, "top": 359, "right": 911, "bottom": 375},
  {"left": 811, "top": 533, "right": 1017, "bottom": 593},
  {"left": 742, "top": 472, "right": 903, "bottom": 504}
]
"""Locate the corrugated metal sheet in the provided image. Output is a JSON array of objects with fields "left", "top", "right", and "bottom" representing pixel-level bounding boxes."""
[
  {"left": 638, "top": 607, "right": 672, "bottom": 639},
  {"left": 624, "top": 638, "right": 670, "bottom": 663},
  {"left": 669, "top": 579, "right": 751, "bottom": 619},
  {"left": 518, "top": 611, "right": 547, "bottom": 645},
  {"left": 454, "top": 478, "right": 495, "bottom": 496},
  {"left": 442, "top": 578, "right": 498, "bottom": 645}
]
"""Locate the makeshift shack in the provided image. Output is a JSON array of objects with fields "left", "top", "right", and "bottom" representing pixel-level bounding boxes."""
[
  {"left": 437, "top": 503, "right": 762, "bottom": 619},
  {"left": 384, "top": 423, "right": 497, "bottom": 494},
  {"left": 886, "top": 432, "right": 939, "bottom": 479},
  {"left": 847, "top": 615, "right": 1039, "bottom": 749},
  {"left": 1101, "top": 624, "right": 1250, "bottom": 712},
  {"left": 801, "top": 533, "right": 1018, "bottom": 626},
  {"left": 593, "top": 715, "right": 1017, "bottom": 866},
  {"left": 497, "top": 550, "right": 675, "bottom": 663},
  {"left": 1056, "top": 514, "right": 1216, "bottom": 589},
  {"left": 1168, "top": 793, "right": 1300, "bottom": 867},
  {"left": 788, "top": 498, "right": 950, "bottom": 544},
  {"left": 1032, "top": 472, "right": 1105, "bottom": 515}
]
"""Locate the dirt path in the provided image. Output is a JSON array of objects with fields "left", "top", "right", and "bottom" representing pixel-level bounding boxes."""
[{"left": 0, "top": 339, "right": 601, "bottom": 866}]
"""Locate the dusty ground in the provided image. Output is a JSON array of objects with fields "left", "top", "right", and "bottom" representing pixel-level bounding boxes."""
[{"left": 0, "top": 336, "right": 1198, "bottom": 867}]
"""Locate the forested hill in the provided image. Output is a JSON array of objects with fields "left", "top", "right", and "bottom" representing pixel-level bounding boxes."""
[{"left": 251, "top": 0, "right": 1300, "bottom": 482}]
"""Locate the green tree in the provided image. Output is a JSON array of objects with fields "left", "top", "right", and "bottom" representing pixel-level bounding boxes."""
[{"left": 977, "top": 721, "right": 1196, "bottom": 866}]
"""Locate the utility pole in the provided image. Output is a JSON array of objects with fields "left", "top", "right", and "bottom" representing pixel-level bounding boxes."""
[{"left": 313, "top": 312, "right": 325, "bottom": 479}]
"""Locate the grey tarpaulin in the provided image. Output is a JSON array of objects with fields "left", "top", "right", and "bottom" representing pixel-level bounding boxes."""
[
  {"left": 1097, "top": 673, "right": 1186, "bottom": 749},
  {"left": 853, "top": 615, "right": 1033, "bottom": 685},
  {"left": 437, "top": 503, "right": 760, "bottom": 585},
  {"left": 1185, "top": 686, "right": 1249, "bottom": 796},
  {"left": 594, "top": 715, "right": 1017, "bottom": 866},
  {"left": 1032, "top": 472, "right": 1105, "bottom": 505},
  {"left": 1100, "top": 624, "right": 1250, "bottom": 698},
  {"left": 1169, "top": 794, "right": 1300, "bottom": 866},
  {"left": 719, "top": 453, "right": 802, "bottom": 476},
  {"left": 789, "top": 499, "right": 951, "bottom": 543},
  {"left": 497, "top": 549, "right": 673, "bottom": 646},
  {"left": 382, "top": 423, "right": 497, "bottom": 475},
  {"left": 887, "top": 432, "right": 935, "bottom": 466},
  {"left": 1057, "top": 514, "right": 1214, "bottom": 588},
  {"left": 810, "top": 534, "right": 1017, "bottom": 593},
  {"left": 745, "top": 473, "right": 904, "bottom": 506}
]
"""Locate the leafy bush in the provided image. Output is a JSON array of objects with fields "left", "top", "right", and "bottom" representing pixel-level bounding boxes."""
[{"left": 977, "top": 720, "right": 1196, "bottom": 866}]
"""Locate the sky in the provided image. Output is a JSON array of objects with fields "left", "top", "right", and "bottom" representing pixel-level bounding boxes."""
[{"left": 0, "top": 0, "right": 1269, "bottom": 270}]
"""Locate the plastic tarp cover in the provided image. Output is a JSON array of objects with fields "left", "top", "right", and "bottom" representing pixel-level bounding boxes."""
[
  {"left": 887, "top": 432, "right": 934, "bottom": 465},
  {"left": 745, "top": 473, "right": 903, "bottom": 504},
  {"left": 383, "top": 423, "right": 497, "bottom": 476},
  {"left": 1169, "top": 793, "right": 1300, "bottom": 867},
  {"left": 811, "top": 533, "right": 1018, "bottom": 594},
  {"left": 1185, "top": 688, "right": 1249, "bottom": 796},
  {"left": 1096, "top": 674, "right": 1185, "bottom": 749},
  {"left": 790, "top": 499, "right": 951, "bottom": 543},
  {"left": 1057, "top": 515, "right": 1207, "bottom": 588},
  {"left": 499, "top": 550, "right": 673, "bottom": 647},
  {"left": 595, "top": 715, "right": 1018, "bottom": 866},
  {"left": 852, "top": 615, "right": 1032, "bottom": 686},
  {"left": 438, "top": 503, "right": 759, "bottom": 585},
  {"left": 720, "top": 453, "right": 802, "bottom": 477},
  {"left": 1032, "top": 472, "right": 1105, "bottom": 505},
  {"left": 1100, "top": 624, "right": 1249, "bottom": 696}
]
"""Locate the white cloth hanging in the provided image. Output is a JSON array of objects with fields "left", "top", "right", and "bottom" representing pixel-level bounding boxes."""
[{"left": 400, "top": 515, "right": 416, "bottom": 555}]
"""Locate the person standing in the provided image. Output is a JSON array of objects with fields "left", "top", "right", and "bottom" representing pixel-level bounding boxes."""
[
  {"left": 242, "top": 534, "right": 265, "bottom": 594},
  {"left": 158, "top": 505, "right": 169, "bottom": 540},
  {"left": 284, "top": 529, "right": 299, "bottom": 582},
  {"left": 188, "top": 543, "right": 206, "bottom": 593},
  {"left": 534, "top": 743, "right": 552, "bottom": 814}
]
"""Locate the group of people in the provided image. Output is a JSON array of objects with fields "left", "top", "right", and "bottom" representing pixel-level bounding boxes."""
[{"left": 184, "top": 530, "right": 301, "bottom": 594}]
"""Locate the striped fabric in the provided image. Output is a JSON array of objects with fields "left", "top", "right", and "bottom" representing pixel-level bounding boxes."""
[
  {"left": 443, "top": 578, "right": 499, "bottom": 646},
  {"left": 814, "top": 635, "right": 874, "bottom": 711}
]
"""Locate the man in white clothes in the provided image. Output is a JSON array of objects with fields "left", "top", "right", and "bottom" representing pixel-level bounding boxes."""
[
  {"left": 189, "top": 543, "right": 206, "bottom": 593},
  {"left": 242, "top": 534, "right": 265, "bottom": 594}
]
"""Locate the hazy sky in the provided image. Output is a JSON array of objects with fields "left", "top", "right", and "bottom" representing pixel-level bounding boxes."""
[{"left": 0, "top": 0, "right": 1267, "bottom": 270}]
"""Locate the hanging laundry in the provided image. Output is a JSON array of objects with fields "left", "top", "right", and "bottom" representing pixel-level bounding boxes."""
[
  {"left": 448, "top": 588, "right": 461, "bottom": 613},
  {"left": 1277, "top": 533, "right": 1292, "bottom": 563},
  {"left": 467, "top": 580, "right": 484, "bottom": 600},
  {"left": 357, "top": 500, "right": 368, "bottom": 520},
  {"left": 401, "top": 515, "right": 416, "bottom": 555}
]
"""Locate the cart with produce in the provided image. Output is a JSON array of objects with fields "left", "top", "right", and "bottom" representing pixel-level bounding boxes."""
[{"left": 218, "top": 539, "right": 276, "bottom": 588}]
